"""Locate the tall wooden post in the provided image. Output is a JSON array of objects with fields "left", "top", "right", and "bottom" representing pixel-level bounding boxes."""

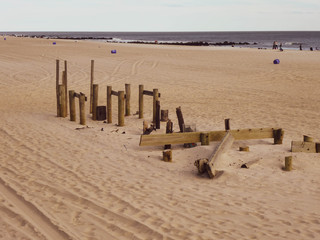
[
  {"left": 139, "top": 84, "right": 144, "bottom": 119},
  {"left": 92, "top": 84, "right": 98, "bottom": 120},
  {"left": 90, "top": 60, "right": 94, "bottom": 113},
  {"left": 107, "top": 86, "right": 112, "bottom": 123},
  {"left": 118, "top": 91, "right": 125, "bottom": 126},
  {"left": 79, "top": 93, "right": 86, "bottom": 125},
  {"left": 156, "top": 100, "right": 160, "bottom": 129},
  {"left": 176, "top": 106, "right": 185, "bottom": 133},
  {"left": 64, "top": 60, "right": 68, "bottom": 114},
  {"left": 125, "top": 84, "right": 131, "bottom": 116},
  {"left": 225, "top": 119, "right": 230, "bottom": 131},
  {"left": 273, "top": 129, "right": 284, "bottom": 144},
  {"left": 153, "top": 88, "right": 159, "bottom": 123},
  {"left": 69, "top": 90, "right": 76, "bottom": 121},
  {"left": 58, "top": 84, "right": 67, "bottom": 118},
  {"left": 56, "top": 59, "right": 60, "bottom": 116}
]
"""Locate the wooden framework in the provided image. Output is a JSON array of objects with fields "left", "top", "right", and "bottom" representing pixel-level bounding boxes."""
[
  {"left": 69, "top": 91, "right": 87, "bottom": 125},
  {"left": 107, "top": 85, "right": 130, "bottom": 126},
  {"left": 138, "top": 84, "right": 161, "bottom": 122}
]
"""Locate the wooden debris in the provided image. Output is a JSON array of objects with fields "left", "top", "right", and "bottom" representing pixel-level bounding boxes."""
[
  {"left": 161, "top": 110, "right": 169, "bottom": 122},
  {"left": 291, "top": 141, "right": 318, "bottom": 153},
  {"left": 241, "top": 159, "right": 259, "bottom": 169},
  {"left": 194, "top": 158, "right": 208, "bottom": 174}
]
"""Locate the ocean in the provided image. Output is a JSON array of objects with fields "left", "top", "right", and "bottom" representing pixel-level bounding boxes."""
[{"left": 2, "top": 31, "right": 320, "bottom": 49}]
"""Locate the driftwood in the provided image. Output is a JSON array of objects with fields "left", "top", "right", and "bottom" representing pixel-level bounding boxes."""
[{"left": 241, "top": 159, "right": 259, "bottom": 169}]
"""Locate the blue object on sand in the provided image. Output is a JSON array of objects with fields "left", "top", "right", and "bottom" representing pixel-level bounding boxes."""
[
  {"left": 4, "top": 38, "right": 6, "bottom": 40},
  {"left": 53, "top": 42, "right": 56, "bottom": 45},
  {"left": 273, "top": 59, "right": 280, "bottom": 64},
  {"left": 111, "top": 50, "right": 117, "bottom": 54}
]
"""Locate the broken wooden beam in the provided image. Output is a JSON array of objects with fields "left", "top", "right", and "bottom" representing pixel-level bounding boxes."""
[
  {"left": 139, "top": 128, "right": 283, "bottom": 147},
  {"left": 205, "top": 131, "right": 235, "bottom": 178}
]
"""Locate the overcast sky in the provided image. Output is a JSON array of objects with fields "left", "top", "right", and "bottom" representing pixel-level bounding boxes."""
[{"left": 1, "top": 0, "right": 319, "bottom": 31}]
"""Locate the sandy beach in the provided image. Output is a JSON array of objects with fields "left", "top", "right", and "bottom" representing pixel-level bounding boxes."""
[{"left": 1, "top": 36, "right": 320, "bottom": 240}]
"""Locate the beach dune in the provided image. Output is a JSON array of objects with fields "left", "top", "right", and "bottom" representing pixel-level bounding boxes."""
[{"left": 0, "top": 36, "right": 320, "bottom": 240}]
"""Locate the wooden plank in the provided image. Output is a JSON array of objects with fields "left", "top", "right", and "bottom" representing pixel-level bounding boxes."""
[
  {"left": 291, "top": 141, "right": 317, "bottom": 153},
  {"left": 111, "top": 90, "right": 119, "bottom": 96},
  {"left": 206, "top": 131, "right": 235, "bottom": 178},
  {"left": 143, "top": 90, "right": 161, "bottom": 97},
  {"left": 140, "top": 128, "right": 281, "bottom": 146}
]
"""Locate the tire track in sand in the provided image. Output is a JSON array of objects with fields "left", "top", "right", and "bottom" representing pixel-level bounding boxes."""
[{"left": 0, "top": 177, "right": 72, "bottom": 240}]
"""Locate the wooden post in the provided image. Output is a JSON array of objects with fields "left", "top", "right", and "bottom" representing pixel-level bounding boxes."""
[
  {"left": 143, "top": 120, "right": 148, "bottom": 134},
  {"left": 164, "top": 120, "right": 173, "bottom": 150},
  {"left": 69, "top": 90, "right": 76, "bottom": 121},
  {"left": 58, "top": 84, "right": 67, "bottom": 118},
  {"left": 156, "top": 100, "right": 160, "bottom": 129},
  {"left": 163, "top": 149, "right": 172, "bottom": 162},
  {"left": 153, "top": 88, "right": 159, "bottom": 123},
  {"left": 303, "top": 135, "right": 313, "bottom": 142},
  {"left": 139, "top": 84, "right": 144, "bottom": 119},
  {"left": 176, "top": 106, "right": 185, "bottom": 132},
  {"left": 125, "top": 84, "right": 131, "bottom": 116},
  {"left": 239, "top": 146, "right": 249, "bottom": 152},
  {"left": 90, "top": 60, "right": 94, "bottom": 113},
  {"left": 56, "top": 59, "right": 60, "bottom": 117},
  {"left": 284, "top": 156, "right": 292, "bottom": 171},
  {"left": 79, "top": 93, "right": 86, "bottom": 125},
  {"left": 92, "top": 84, "right": 98, "bottom": 120},
  {"left": 200, "top": 132, "right": 210, "bottom": 145},
  {"left": 64, "top": 60, "right": 68, "bottom": 114},
  {"left": 161, "top": 110, "right": 169, "bottom": 122},
  {"left": 194, "top": 158, "right": 208, "bottom": 174},
  {"left": 107, "top": 86, "right": 112, "bottom": 123},
  {"left": 225, "top": 119, "right": 230, "bottom": 131},
  {"left": 118, "top": 91, "right": 125, "bottom": 126},
  {"left": 273, "top": 128, "right": 284, "bottom": 144},
  {"left": 316, "top": 143, "right": 320, "bottom": 153}
]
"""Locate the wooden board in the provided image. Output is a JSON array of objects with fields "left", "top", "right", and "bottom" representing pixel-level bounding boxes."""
[
  {"left": 206, "top": 131, "right": 235, "bottom": 178},
  {"left": 291, "top": 141, "right": 318, "bottom": 153},
  {"left": 140, "top": 128, "right": 281, "bottom": 146}
]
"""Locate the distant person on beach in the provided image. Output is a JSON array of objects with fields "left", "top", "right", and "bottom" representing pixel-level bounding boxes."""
[
  {"left": 280, "top": 43, "right": 283, "bottom": 51},
  {"left": 299, "top": 44, "right": 302, "bottom": 50},
  {"left": 310, "top": 47, "right": 313, "bottom": 51}
]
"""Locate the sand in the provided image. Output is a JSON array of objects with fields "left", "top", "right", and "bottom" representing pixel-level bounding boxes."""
[{"left": 0, "top": 36, "right": 320, "bottom": 240}]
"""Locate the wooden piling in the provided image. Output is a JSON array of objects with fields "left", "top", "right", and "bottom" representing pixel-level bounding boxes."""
[
  {"left": 56, "top": 59, "right": 60, "bottom": 116},
  {"left": 273, "top": 128, "right": 284, "bottom": 144},
  {"left": 164, "top": 120, "right": 173, "bottom": 150},
  {"left": 153, "top": 88, "right": 159, "bottom": 123},
  {"left": 118, "top": 91, "right": 125, "bottom": 126},
  {"left": 200, "top": 132, "right": 210, "bottom": 145},
  {"left": 125, "top": 84, "right": 131, "bottom": 116},
  {"left": 163, "top": 149, "right": 172, "bottom": 162},
  {"left": 107, "top": 86, "right": 112, "bottom": 123},
  {"left": 156, "top": 100, "right": 160, "bottom": 129},
  {"left": 90, "top": 60, "right": 94, "bottom": 113},
  {"left": 139, "top": 84, "right": 144, "bottom": 119},
  {"left": 79, "top": 93, "right": 86, "bottom": 125},
  {"left": 69, "top": 90, "right": 76, "bottom": 121},
  {"left": 284, "top": 156, "right": 292, "bottom": 171},
  {"left": 239, "top": 146, "right": 249, "bottom": 152},
  {"left": 58, "top": 84, "right": 67, "bottom": 118},
  {"left": 92, "top": 84, "right": 98, "bottom": 120},
  {"left": 225, "top": 119, "right": 230, "bottom": 131},
  {"left": 176, "top": 106, "right": 185, "bottom": 132},
  {"left": 64, "top": 60, "right": 68, "bottom": 114}
]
